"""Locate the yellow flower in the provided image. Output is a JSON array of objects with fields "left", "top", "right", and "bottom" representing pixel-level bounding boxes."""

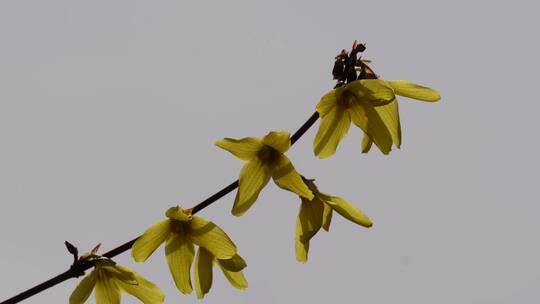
[
  {"left": 194, "top": 247, "right": 248, "bottom": 299},
  {"left": 313, "top": 79, "right": 397, "bottom": 158},
  {"left": 295, "top": 178, "right": 372, "bottom": 263},
  {"left": 314, "top": 79, "right": 441, "bottom": 158},
  {"left": 69, "top": 259, "right": 164, "bottom": 304},
  {"left": 360, "top": 80, "right": 441, "bottom": 153},
  {"left": 216, "top": 131, "right": 314, "bottom": 216},
  {"left": 131, "top": 206, "right": 246, "bottom": 296}
]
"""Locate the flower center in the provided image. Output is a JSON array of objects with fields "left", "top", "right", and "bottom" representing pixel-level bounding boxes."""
[
  {"left": 170, "top": 220, "right": 190, "bottom": 234},
  {"left": 257, "top": 146, "right": 280, "bottom": 165},
  {"left": 338, "top": 90, "right": 355, "bottom": 109}
]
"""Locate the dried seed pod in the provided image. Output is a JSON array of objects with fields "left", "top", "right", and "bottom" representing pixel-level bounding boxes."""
[
  {"left": 332, "top": 59, "right": 345, "bottom": 80},
  {"left": 346, "top": 67, "right": 357, "bottom": 83}
]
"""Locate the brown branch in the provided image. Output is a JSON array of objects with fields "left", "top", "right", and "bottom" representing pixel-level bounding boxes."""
[
  {"left": 1, "top": 39, "right": 377, "bottom": 304},
  {"left": 0, "top": 111, "right": 320, "bottom": 304}
]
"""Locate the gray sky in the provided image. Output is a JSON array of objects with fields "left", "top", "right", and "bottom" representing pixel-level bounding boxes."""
[{"left": 1, "top": 1, "right": 539, "bottom": 303}]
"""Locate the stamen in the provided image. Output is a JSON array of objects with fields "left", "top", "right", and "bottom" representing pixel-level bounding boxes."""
[{"left": 257, "top": 146, "right": 280, "bottom": 164}]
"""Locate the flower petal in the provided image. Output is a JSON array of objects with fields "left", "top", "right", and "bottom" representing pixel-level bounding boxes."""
[
  {"left": 313, "top": 105, "right": 351, "bottom": 159},
  {"left": 295, "top": 230, "right": 310, "bottom": 263},
  {"left": 350, "top": 99, "right": 393, "bottom": 154},
  {"left": 132, "top": 219, "right": 171, "bottom": 262},
  {"left": 69, "top": 271, "right": 96, "bottom": 304},
  {"left": 194, "top": 247, "right": 214, "bottom": 300},
  {"left": 217, "top": 263, "right": 248, "bottom": 290},
  {"left": 165, "top": 232, "right": 194, "bottom": 294},
  {"left": 261, "top": 131, "right": 291, "bottom": 153},
  {"left": 347, "top": 79, "right": 396, "bottom": 106},
  {"left": 113, "top": 267, "right": 165, "bottom": 304},
  {"left": 217, "top": 254, "right": 247, "bottom": 272},
  {"left": 215, "top": 137, "right": 263, "bottom": 161},
  {"left": 321, "top": 202, "right": 333, "bottom": 231},
  {"left": 374, "top": 100, "right": 401, "bottom": 148},
  {"left": 272, "top": 155, "right": 313, "bottom": 200},
  {"left": 326, "top": 196, "right": 373, "bottom": 228},
  {"left": 189, "top": 216, "right": 237, "bottom": 259},
  {"left": 386, "top": 80, "right": 441, "bottom": 102},
  {"left": 296, "top": 197, "right": 323, "bottom": 242},
  {"left": 165, "top": 206, "right": 191, "bottom": 222},
  {"left": 233, "top": 158, "right": 272, "bottom": 216},
  {"left": 361, "top": 133, "right": 373, "bottom": 153},
  {"left": 102, "top": 265, "right": 137, "bottom": 285},
  {"left": 94, "top": 270, "right": 121, "bottom": 304},
  {"left": 316, "top": 89, "right": 338, "bottom": 117}
]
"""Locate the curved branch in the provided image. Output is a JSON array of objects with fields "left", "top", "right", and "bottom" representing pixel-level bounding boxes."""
[{"left": 0, "top": 111, "right": 320, "bottom": 304}]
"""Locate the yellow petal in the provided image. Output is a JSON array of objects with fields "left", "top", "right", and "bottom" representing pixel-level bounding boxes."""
[
  {"left": 296, "top": 197, "right": 323, "bottom": 242},
  {"left": 374, "top": 100, "right": 401, "bottom": 148},
  {"left": 132, "top": 219, "right": 171, "bottom": 262},
  {"left": 326, "top": 196, "right": 373, "bottom": 228},
  {"left": 316, "top": 89, "right": 338, "bottom": 117},
  {"left": 113, "top": 267, "right": 165, "bottom": 304},
  {"left": 322, "top": 202, "right": 333, "bottom": 231},
  {"left": 346, "top": 79, "right": 396, "bottom": 106},
  {"left": 349, "top": 99, "right": 393, "bottom": 154},
  {"left": 361, "top": 133, "right": 373, "bottom": 153},
  {"left": 218, "top": 263, "right": 248, "bottom": 290},
  {"left": 313, "top": 105, "right": 351, "bottom": 159},
  {"left": 233, "top": 158, "right": 271, "bottom": 216},
  {"left": 69, "top": 271, "right": 96, "bottom": 304},
  {"left": 189, "top": 216, "right": 237, "bottom": 259},
  {"left": 261, "top": 131, "right": 291, "bottom": 153},
  {"left": 165, "top": 232, "right": 194, "bottom": 294},
  {"left": 194, "top": 247, "right": 214, "bottom": 300},
  {"left": 386, "top": 80, "right": 441, "bottom": 102},
  {"left": 94, "top": 270, "right": 121, "bottom": 304},
  {"left": 294, "top": 230, "right": 309, "bottom": 263},
  {"left": 215, "top": 137, "right": 263, "bottom": 161},
  {"left": 165, "top": 206, "right": 191, "bottom": 222},
  {"left": 272, "top": 155, "right": 313, "bottom": 200},
  {"left": 217, "top": 254, "right": 247, "bottom": 272},
  {"left": 102, "top": 265, "right": 137, "bottom": 285}
]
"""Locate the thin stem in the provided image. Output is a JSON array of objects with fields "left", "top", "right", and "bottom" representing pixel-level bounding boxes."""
[
  {"left": 0, "top": 263, "right": 90, "bottom": 304},
  {"left": 290, "top": 111, "right": 320, "bottom": 145},
  {"left": 0, "top": 111, "right": 320, "bottom": 304}
]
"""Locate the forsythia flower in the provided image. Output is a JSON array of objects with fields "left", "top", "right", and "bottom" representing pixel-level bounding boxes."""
[
  {"left": 361, "top": 80, "right": 441, "bottom": 153},
  {"left": 131, "top": 206, "right": 247, "bottom": 296},
  {"left": 194, "top": 247, "right": 248, "bottom": 299},
  {"left": 314, "top": 79, "right": 396, "bottom": 158},
  {"left": 313, "top": 79, "right": 440, "bottom": 158},
  {"left": 69, "top": 259, "right": 164, "bottom": 304},
  {"left": 295, "top": 178, "right": 372, "bottom": 263},
  {"left": 216, "top": 131, "right": 314, "bottom": 216}
]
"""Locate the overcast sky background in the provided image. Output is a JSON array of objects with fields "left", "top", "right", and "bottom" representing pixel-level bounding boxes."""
[{"left": 1, "top": 1, "right": 539, "bottom": 303}]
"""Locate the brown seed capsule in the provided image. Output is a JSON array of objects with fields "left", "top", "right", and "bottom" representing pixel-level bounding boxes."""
[
  {"left": 358, "top": 61, "right": 378, "bottom": 80},
  {"left": 356, "top": 43, "right": 366, "bottom": 52},
  {"left": 346, "top": 67, "right": 357, "bottom": 83},
  {"left": 332, "top": 60, "right": 345, "bottom": 80}
]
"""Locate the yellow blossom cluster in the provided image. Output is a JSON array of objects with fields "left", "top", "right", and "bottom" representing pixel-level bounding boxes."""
[{"left": 69, "top": 45, "right": 440, "bottom": 303}]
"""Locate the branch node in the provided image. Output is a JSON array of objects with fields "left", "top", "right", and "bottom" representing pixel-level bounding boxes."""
[
  {"left": 64, "top": 241, "right": 78, "bottom": 266},
  {"left": 64, "top": 241, "right": 87, "bottom": 278}
]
